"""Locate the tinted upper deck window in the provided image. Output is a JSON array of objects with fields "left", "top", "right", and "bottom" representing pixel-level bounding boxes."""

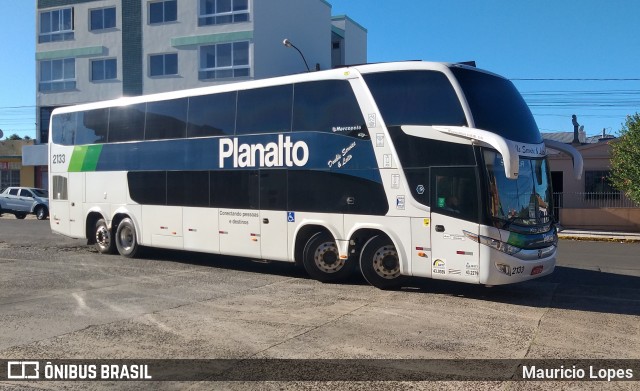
[
  {"left": 145, "top": 98, "right": 188, "bottom": 140},
  {"left": 293, "top": 80, "right": 366, "bottom": 137},
  {"left": 108, "top": 104, "right": 146, "bottom": 142},
  {"left": 451, "top": 67, "right": 542, "bottom": 144},
  {"left": 363, "top": 71, "right": 466, "bottom": 127},
  {"left": 77, "top": 108, "right": 109, "bottom": 144},
  {"left": 236, "top": 85, "right": 293, "bottom": 134},
  {"left": 187, "top": 92, "right": 237, "bottom": 137}
]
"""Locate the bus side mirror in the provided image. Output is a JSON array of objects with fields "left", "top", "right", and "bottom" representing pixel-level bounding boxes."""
[{"left": 543, "top": 139, "right": 584, "bottom": 180}]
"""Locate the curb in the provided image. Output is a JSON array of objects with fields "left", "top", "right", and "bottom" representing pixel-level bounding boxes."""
[{"left": 558, "top": 234, "right": 640, "bottom": 243}]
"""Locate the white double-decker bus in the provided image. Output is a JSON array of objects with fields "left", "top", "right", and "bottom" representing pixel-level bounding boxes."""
[{"left": 48, "top": 61, "right": 583, "bottom": 289}]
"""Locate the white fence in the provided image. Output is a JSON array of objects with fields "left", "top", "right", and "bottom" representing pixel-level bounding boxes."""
[{"left": 554, "top": 192, "right": 640, "bottom": 209}]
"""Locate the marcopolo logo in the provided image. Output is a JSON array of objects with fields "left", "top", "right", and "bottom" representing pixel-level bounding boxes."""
[{"left": 219, "top": 135, "right": 309, "bottom": 168}]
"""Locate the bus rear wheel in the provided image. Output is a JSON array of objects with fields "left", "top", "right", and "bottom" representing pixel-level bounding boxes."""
[
  {"left": 359, "top": 235, "right": 404, "bottom": 290},
  {"left": 115, "top": 218, "right": 140, "bottom": 258},
  {"left": 95, "top": 218, "right": 116, "bottom": 254},
  {"left": 303, "top": 232, "right": 355, "bottom": 282}
]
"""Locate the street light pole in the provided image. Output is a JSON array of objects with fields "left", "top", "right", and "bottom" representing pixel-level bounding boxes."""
[{"left": 283, "top": 38, "right": 310, "bottom": 72}]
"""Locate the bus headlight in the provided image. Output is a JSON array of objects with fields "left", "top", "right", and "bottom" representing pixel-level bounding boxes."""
[
  {"left": 463, "top": 231, "right": 521, "bottom": 255},
  {"left": 495, "top": 263, "right": 511, "bottom": 275}
]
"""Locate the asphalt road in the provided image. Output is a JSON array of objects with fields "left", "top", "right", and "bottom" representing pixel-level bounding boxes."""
[{"left": 0, "top": 217, "right": 639, "bottom": 390}]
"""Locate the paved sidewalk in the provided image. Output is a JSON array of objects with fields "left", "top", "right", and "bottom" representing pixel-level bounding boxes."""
[{"left": 558, "top": 229, "right": 640, "bottom": 242}]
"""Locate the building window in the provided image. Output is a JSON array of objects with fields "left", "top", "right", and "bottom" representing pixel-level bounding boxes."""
[
  {"left": 39, "top": 7, "right": 74, "bottom": 43},
  {"left": 199, "top": 41, "right": 249, "bottom": 80},
  {"left": 91, "top": 59, "right": 117, "bottom": 81},
  {"left": 0, "top": 168, "right": 21, "bottom": 190},
  {"left": 150, "top": 53, "right": 178, "bottom": 76},
  {"left": 39, "top": 58, "right": 76, "bottom": 92},
  {"left": 199, "top": 0, "right": 249, "bottom": 26},
  {"left": 584, "top": 170, "right": 619, "bottom": 199},
  {"left": 149, "top": 0, "right": 177, "bottom": 24},
  {"left": 90, "top": 7, "right": 116, "bottom": 31},
  {"left": 39, "top": 107, "right": 54, "bottom": 143}
]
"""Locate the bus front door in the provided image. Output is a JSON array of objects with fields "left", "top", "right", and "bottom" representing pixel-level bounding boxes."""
[{"left": 430, "top": 167, "right": 480, "bottom": 283}]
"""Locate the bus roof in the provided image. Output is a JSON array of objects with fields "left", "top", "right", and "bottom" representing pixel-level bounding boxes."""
[{"left": 50, "top": 61, "right": 500, "bottom": 115}]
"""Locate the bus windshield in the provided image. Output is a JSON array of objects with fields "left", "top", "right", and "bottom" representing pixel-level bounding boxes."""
[
  {"left": 484, "top": 150, "right": 553, "bottom": 226},
  {"left": 451, "top": 67, "right": 542, "bottom": 144}
]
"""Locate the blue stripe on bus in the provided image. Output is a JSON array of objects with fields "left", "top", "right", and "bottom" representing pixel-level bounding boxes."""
[{"left": 94, "top": 132, "right": 382, "bottom": 182}]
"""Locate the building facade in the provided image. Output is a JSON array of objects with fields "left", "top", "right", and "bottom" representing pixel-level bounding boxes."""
[
  {"left": 1, "top": 140, "right": 36, "bottom": 190},
  {"left": 27, "top": 0, "right": 367, "bottom": 187},
  {"left": 543, "top": 133, "right": 640, "bottom": 231}
]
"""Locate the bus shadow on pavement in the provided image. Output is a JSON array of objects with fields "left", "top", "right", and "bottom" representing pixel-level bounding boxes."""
[
  {"left": 139, "top": 248, "right": 640, "bottom": 316},
  {"left": 406, "top": 266, "right": 640, "bottom": 317}
]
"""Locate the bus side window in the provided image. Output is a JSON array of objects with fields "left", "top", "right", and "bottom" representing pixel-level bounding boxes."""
[
  {"left": 363, "top": 71, "right": 467, "bottom": 127},
  {"left": 431, "top": 167, "right": 479, "bottom": 223},
  {"left": 293, "top": 80, "right": 367, "bottom": 138},
  {"left": 77, "top": 108, "right": 109, "bottom": 145},
  {"left": 52, "top": 175, "right": 68, "bottom": 200},
  {"left": 260, "top": 170, "right": 287, "bottom": 210},
  {"left": 210, "top": 171, "right": 259, "bottom": 209},
  {"left": 108, "top": 104, "right": 146, "bottom": 143},
  {"left": 145, "top": 98, "right": 188, "bottom": 140},
  {"left": 187, "top": 92, "right": 237, "bottom": 137},
  {"left": 128, "top": 171, "right": 167, "bottom": 205},
  {"left": 51, "top": 113, "right": 76, "bottom": 145},
  {"left": 167, "top": 171, "right": 209, "bottom": 207},
  {"left": 236, "top": 85, "right": 293, "bottom": 135},
  {"left": 404, "top": 168, "right": 429, "bottom": 206}
]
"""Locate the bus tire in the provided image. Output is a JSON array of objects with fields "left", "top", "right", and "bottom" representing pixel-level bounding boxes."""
[
  {"left": 94, "top": 218, "right": 116, "bottom": 254},
  {"left": 115, "top": 218, "right": 140, "bottom": 258},
  {"left": 302, "top": 232, "right": 355, "bottom": 282},
  {"left": 359, "top": 235, "right": 404, "bottom": 290}
]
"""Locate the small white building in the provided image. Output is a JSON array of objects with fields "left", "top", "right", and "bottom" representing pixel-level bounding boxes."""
[{"left": 28, "top": 0, "right": 367, "bottom": 187}]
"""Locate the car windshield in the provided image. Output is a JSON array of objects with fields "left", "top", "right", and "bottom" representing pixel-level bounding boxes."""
[
  {"left": 484, "top": 150, "right": 553, "bottom": 226},
  {"left": 32, "top": 189, "right": 48, "bottom": 197}
]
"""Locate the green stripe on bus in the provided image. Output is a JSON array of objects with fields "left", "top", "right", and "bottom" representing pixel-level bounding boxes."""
[
  {"left": 68, "top": 146, "right": 88, "bottom": 172},
  {"left": 68, "top": 145, "right": 103, "bottom": 172},
  {"left": 82, "top": 145, "right": 103, "bottom": 171}
]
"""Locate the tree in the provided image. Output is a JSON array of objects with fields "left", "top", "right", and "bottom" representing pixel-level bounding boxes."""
[
  {"left": 7, "top": 134, "right": 22, "bottom": 140},
  {"left": 610, "top": 113, "right": 640, "bottom": 204}
]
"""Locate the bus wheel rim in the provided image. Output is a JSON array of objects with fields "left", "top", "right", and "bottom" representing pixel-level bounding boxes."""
[
  {"left": 96, "top": 226, "right": 110, "bottom": 248},
  {"left": 372, "top": 246, "right": 400, "bottom": 279},
  {"left": 119, "top": 226, "right": 134, "bottom": 250},
  {"left": 314, "top": 242, "right": 344, "bottom": 273}
]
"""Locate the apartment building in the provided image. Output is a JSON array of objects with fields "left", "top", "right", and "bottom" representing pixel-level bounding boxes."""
[{"left": 27, "top": 0, "right": 367, "bottom": 187}]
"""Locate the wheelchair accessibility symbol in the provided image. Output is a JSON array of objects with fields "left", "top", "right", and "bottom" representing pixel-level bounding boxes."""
[{"left": 287, "top": 212, "right": 295, "bottom": 223}]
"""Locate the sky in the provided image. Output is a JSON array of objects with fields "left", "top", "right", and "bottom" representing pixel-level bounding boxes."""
[{"left": 1, "top": 0, "right": 639, "bottom": 140}]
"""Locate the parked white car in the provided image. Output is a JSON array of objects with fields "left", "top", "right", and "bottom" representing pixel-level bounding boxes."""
[{"left": 0, "top": 187, "right": 49, "bottom": 220}]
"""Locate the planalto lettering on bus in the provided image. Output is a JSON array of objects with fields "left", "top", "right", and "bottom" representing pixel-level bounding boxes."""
[
  {"left": 47, "top": 60, "right": 583, "bottom": 290},
  {"left": 218, "top": 135, "right": 309, "bottom": 168}
]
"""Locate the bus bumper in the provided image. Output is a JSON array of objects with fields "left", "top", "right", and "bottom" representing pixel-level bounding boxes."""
[{"left": 480, "top": 246, "right": 556, "bottom": 286}]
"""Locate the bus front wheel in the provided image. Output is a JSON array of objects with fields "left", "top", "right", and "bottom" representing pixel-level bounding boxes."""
[
  {"left": 302, "top": 232, "right": 355, "bottom": 282},
  {"left": 115, "top": 218, "right": 140, "bottom": 258},
  {"left": 95, "top": 218, "right": 116, "bottom": 254},
  {"left": 359, "top": 235, "right": 404, "bottom": 290}
]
